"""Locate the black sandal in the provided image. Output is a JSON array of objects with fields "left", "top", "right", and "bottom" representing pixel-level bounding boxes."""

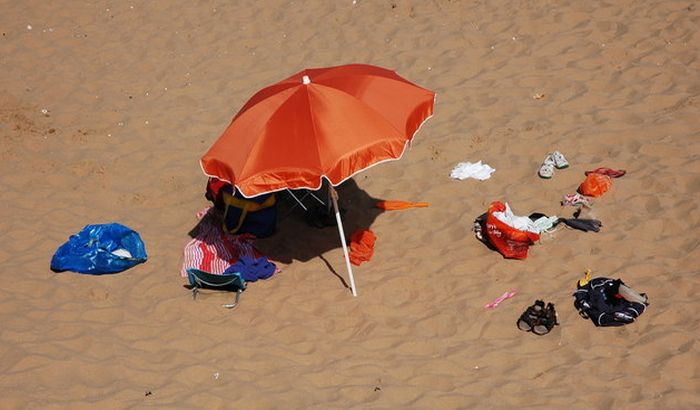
[{"left": 517, "top": 300, "right": 559, "bottom": 335}]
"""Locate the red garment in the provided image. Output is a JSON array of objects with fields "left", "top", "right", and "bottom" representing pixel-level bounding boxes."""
[
  {"left": 584, "top": 167, "right": 626, "bottom": 178},
  {"left": 205, "top": 177, "right": 229, "bottom": 204},
  {"left": 349, "top": 229, "right": 376, "bottom": 266}
]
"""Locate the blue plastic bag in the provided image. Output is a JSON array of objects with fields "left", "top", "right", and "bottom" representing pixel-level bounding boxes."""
[{"left": 51, "top": 223, "right": 147, "bottom": 274}]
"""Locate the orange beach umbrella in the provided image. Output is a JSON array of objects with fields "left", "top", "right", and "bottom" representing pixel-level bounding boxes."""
[{"left": 201, "top": 64, "right": 436, "bottom": 296}]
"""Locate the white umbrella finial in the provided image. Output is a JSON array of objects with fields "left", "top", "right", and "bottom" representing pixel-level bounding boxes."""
[{"left": 302, "top": 75, "right": 311, "bottom": 85}]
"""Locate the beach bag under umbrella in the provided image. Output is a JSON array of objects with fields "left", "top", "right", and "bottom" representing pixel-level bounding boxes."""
[{"left": 201, "top": 64, "right": 436, "bottom": 296}]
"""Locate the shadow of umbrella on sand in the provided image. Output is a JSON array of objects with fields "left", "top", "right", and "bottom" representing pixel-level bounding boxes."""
[
  {"left": 255, "top": 178, "right": 384, "bottom": 268},
  {"left": 200, "top": 64, "right": 435, "bottom": 296}
]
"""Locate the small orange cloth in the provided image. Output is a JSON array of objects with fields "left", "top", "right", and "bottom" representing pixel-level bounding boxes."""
[
  {"left": 349, "top": 229, "right": 376, "bottom": 266},
  {"left": 376, "top": 200, "right": 429, "bottom": 210},
  {"left": 579, "top": 173, "right": 612, "bottom": 197}
]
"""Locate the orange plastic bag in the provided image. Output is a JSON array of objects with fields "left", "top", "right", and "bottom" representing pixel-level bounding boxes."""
[
  {"left": 579, "top": 173, "right": 612, "bottom": 197},
  {"left": 376, "top": 200, "right": 429, "bottom": 210},
  {"left": 485, "top": 201, "right": 540, "bottom": 260},
  {"left": 349, "top": 229, "right": 376, "bottom": 266}
]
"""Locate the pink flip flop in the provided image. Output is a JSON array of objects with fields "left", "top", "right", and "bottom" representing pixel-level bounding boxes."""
[
  {"left": 484, "top": 290, "right": 517, "bottom": 309},
  {"left": 584, "top": 167, "right": 626, "bottom": 178}
]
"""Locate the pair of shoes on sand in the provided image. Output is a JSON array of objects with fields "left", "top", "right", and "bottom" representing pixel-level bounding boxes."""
[
  {"left": 517, "top": 300, "right": 559, "bottom": 335},
  {"left": 538, "top": 151, "right": 569, "bottom": 179}
]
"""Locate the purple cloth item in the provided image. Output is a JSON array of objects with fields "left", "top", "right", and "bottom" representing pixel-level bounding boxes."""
[{"left": 225, "top": 255, "right": 275, "bottom": 282}]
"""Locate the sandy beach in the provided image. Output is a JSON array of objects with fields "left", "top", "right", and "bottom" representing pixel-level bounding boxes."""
[{"left": 1, "top": 0, "right": 699, "bottom": 408}]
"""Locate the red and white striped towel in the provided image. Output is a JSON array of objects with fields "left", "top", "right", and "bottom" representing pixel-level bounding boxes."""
[{"left": 180, "top": 207, "right": 257, "bottom": 277}]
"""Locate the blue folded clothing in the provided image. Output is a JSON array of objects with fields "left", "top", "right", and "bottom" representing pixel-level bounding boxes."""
[{"left": 225, "top": 255, "right": 275, "bottom": 282}]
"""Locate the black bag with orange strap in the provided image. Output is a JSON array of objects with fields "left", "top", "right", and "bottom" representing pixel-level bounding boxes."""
[{"left": 206, "top": 179, "right": 277, "bottom": 238}]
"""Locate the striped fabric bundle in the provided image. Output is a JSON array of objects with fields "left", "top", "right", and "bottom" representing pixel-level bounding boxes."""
[{"left": 180, "top": 207, "right": 257, "bottom": 277}]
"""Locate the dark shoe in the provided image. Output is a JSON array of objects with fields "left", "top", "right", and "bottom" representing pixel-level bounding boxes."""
[{"left": 517, "top": 300, "right": 559, "bottom": 335}]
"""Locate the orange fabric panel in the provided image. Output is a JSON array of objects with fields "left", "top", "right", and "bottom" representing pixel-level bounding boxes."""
[{"left": 376, "top": 200, "right": 429, "bottom": 210}]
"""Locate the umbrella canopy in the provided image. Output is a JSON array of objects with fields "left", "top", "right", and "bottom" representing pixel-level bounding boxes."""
[
  {"left": 201, "top": 63, "right": 436, "bottom": 198},
  {"left": 200, "top": 64, "right": 436, "bottom": 297}
]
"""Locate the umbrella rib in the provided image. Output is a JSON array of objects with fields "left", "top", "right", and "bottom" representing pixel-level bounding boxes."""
[{"left": 303, "top": 86, "right": 326, "bottom": 182}]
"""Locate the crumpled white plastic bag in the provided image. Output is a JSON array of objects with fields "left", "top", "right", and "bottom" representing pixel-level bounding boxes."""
[
  {"left": 492, "top": 202, "right": 558, "bottom": 234},
  {"left": 450, "top": 160, "right": 496, "bottom": 180}
]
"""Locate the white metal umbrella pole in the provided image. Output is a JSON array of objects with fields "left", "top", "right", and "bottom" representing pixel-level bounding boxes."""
[{"left": 330, "top": 187, "right": 358, "bottom": 297}]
